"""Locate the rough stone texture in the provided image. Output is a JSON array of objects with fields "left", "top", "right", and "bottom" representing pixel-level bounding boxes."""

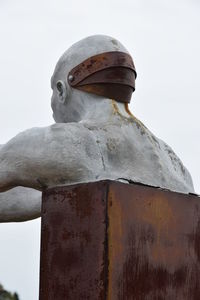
[{"left": 0, "top": 35, "right": 195, "bottom": 222}]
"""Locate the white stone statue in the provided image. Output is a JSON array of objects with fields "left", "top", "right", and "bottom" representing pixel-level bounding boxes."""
[{"left": 0, "top": 35, "right": 194, "bottom": 222}]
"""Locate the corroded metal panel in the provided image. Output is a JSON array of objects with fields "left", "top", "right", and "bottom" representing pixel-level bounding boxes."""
[
  {"left": 39, "top": 181, "right": 108, "bottom": 300},
  {"left": 108, "top": 182, "right": 200, "bottom": 299},
  {"left": 39, "top": 180, "right": 200, "bottom": 300},
  {"left": 68, "top": 51, "right": 136, "bottom": 103}
]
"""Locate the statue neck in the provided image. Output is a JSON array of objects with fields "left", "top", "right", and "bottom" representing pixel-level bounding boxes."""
[
  {"left": 78, "top": 95, "right": 133, "bottom": 124},
  {"left": 53, "top": 91, "right": 134, "bottom": 124}
]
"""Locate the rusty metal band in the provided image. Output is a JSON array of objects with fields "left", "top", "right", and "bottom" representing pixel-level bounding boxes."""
[{"left": 67, "top": 51, "right": 137, "bottom": 103}]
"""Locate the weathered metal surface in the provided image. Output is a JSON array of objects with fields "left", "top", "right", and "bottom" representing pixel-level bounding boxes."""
[
  {"left": 39, "top": 180, "right": 200, "bottom": 300},
  {"left": 68, "top": 51, "right": 136, "bottom": 103},
  {"left": 68, "top": 51, "right": 137, "bottom": 86},
  {"left": 39, "top": 181, "right": 108, "bottom": 299},
  {"left": 108, "top": 182, "right": 200, "bottom": 299}
]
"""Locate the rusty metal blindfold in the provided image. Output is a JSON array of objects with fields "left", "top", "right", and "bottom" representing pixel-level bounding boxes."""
[{"left": 67, "top": 51, "right": 137, "bottom": 103}]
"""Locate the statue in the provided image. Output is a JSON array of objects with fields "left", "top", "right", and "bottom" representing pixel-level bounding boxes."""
[{"left": 0, "top": 35, "right": 194, "bottom": 222}]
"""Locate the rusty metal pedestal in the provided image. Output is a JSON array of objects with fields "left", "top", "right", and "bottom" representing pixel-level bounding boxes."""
[{"left": 39, "top": 180, "right": 200, "bottom": 300}]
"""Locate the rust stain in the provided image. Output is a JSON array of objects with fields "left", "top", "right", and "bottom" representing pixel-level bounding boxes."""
[
  {"left": 108, "top": 182, "right": 200, "bottom": 299},
  {"left": 124, "top": 103, "right": 134, "bottom": 117},
  {"left": 107, "top": 193, "right": 123, "bottom": 300},
  {"left": 39, "top": 181, "right": 109, "bottom": 300},
  {"left": 111, "top": 100, "right": 120, "bottom": 115},
  {"left": 140, "top": 196, "right": 179, "bottom": 265},
  {"left": 188, "top": 219, "right": 200, "bottom": 263},
  {"left": 40, "top": 180, "right": 200, "bottom": 300},
  {"left": 68, "top": 51, "right": 136, "bottom": 103}
]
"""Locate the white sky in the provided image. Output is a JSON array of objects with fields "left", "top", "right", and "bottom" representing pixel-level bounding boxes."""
[{"left": 0, "top": 0, "right": 199, "bottom": 299}]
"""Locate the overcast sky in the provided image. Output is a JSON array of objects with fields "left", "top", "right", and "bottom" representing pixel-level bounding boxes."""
[{"left": 0, "top": 1, "right": 199, "bottom": 299}]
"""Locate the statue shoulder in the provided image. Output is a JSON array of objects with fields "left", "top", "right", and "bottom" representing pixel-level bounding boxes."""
[
  {"left": 0, "top": 123, "right": 103, "bottom": 191},
  {"left": 48, "top": 123, "right": 97, "bottom": 146},
  {"left": 158, "top": 138, "right": 194, "bottom": 191},
  {"left": 4, "top": 123, "right": 95, "bottom": 148}
]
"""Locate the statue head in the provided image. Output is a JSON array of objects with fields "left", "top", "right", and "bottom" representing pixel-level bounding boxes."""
[{"left": 51, "top": 35, "right": 136, "bottom": 123}]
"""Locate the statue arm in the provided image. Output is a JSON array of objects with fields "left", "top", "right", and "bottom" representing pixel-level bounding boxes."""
[
  {"left": 0, "top": 129, "right": 46, "bottom": 192},
  {"left": 0, "top": 144, "right": 41, "bottom": 221},
  {"left": 0, "top": 187, "right": 41, "bottom": 222},
  {"left": 0, "top": 124, "right": 100, "bottom": 192}
]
